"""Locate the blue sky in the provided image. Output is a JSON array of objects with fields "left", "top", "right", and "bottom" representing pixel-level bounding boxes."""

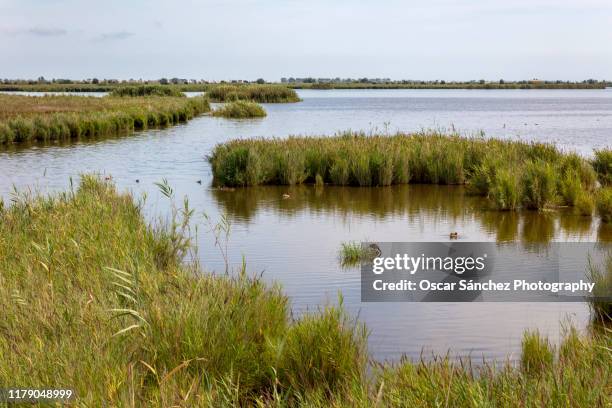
[{"left": 1, "top": 0, "right": 610, "bottom": 81}]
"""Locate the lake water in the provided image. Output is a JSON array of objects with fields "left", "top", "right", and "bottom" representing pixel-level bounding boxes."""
[{"left": 1, "top": 89, "right": 611, "bottom": 363}]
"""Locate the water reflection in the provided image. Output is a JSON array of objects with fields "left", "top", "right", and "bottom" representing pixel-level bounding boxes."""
[
  {"left": 212, "top": 184, "right": 609, "bottom": 243},
  {"left": 559, "top": 213, "right": 593, "bottom": 237},
  {"left": 212, "top": 184, "right": 482, "bottom": 222},
  {"left": 598, "top": 223, "right": 612, "bottom": 242},
  {"left": 522, "top": 212, "right": 556, "bottom": 244},
  {"left": 480, "top": 211, "right": 520, "bottom": 242}
]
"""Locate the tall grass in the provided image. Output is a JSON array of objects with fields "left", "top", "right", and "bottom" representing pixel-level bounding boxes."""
[
  {"left": 586, "top": 253, "right": 612, "bottom": 323},
  {"left": 593, "top": 148, "right": 612, "bottom": 186},
  {"left": 521, "top": 331, "right": 554, "bottom": 375},
  {"left": 338, "top": 242, "right": 379, "bottom": 267},
  {"left": 376, "top": 328, "right": 610, "bottom": 407},
  {"left": 1, "top": 177, "right": 610, "bottom": 406},
  {"left": 575, "top": 192, "right": 595, "bottom": 216},
  {"left": 597, "top": 187, "right": 612, "bottom": 223},
  {"left": 212, "top": 100, "right": 267, "bottom": 118},
  {"left": 0, "top": 94, "right": 210, "bottom": 145},
  {"left": 209, "top": 131, "right": 601, "bottom": 211},
  {"left": 0, "top": 176, "right": 365, "bottom": 405},
  {"left": 109, "top": 85, "right": 185, "bottom": 97},
  {"left": 206, "top": 84, "right": 301, "bottom": 103}
]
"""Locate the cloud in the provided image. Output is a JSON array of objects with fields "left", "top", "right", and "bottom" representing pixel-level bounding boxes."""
[
  {"left": 93, "top": 31, "right": 134, "bottom": 42},
  {"left": 28, "top": 27, "right": 67, "bottom": 36},
  {"left": 0, "top": 26, "right": 67, "bottom": 37}
]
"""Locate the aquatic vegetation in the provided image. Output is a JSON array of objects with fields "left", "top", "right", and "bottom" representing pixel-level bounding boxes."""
[
  {"left": 593, "top": 148, "right": 612, "bottom": 186},
  {"left": 586, "top": 253, "right": 612, "bottom": 323},
  {"left": 339, "top": 241, "right": 378, "bottom": 267},
  {"left": 521, "top": 160, "right": 558, "bottom": 210},
  {"left": 376, "top": 328, "right": 610, "bottom": 407},
  {"left": 271, "top": 301, "right": 367, "bottom": 395},
  {"left": 597, "top": 187, "right": 612, "bottom": 223},
  {"left": 212, "top": 100, "right": 267, "bottom": 118},
  {"left": 0, "top": 176, "right": 363, "bottom": 405},
  {"left": 209, "top": 131, "right": 602, "bottom": 212},
  {"left": 1, "top": 177, "right": 610, "bottom": 406},
  {"left": 575, "top": 192, "right": 595, "bottom": 216},
  {"left": 206, "top": 84, "right": 301, "bottom": 103},
  {"left": 489, "top": 169, "right": 521, "bottom": 210},
  {"left": 109, "top": 85, "right": 185, "bottom": 97},
  {"left": 558, "top": 154, "right": 597, "bottom": 206},
  {"left": 521, "top": 331, "right": 554, "bottom": 375},
  {"left": 560, "top": 170, "right": 584, "bottom": 206},
  {"left": 0, "top": 94, "right": 210, "bottom": 145}
]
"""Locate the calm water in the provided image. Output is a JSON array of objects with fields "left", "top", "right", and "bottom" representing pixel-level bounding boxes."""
[{"left": 1, "top": 89, "right": 611, "bottom": 363}]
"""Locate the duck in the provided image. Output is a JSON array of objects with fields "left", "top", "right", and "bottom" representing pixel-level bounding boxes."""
[
  {"left": 135, "top": 179, "right": 140, "bottom": 183},
  {"left": 282, "top": 194, "right": 290, "bottom": 199},
  {"left": 368, "top": 243, "right": 382, "bottom": 258},
  {"left": 449, "top": 232, "right": 459, "bottom": 239},
  {"left": 196, "top": 180, "right": 202, "bottom": 184}
]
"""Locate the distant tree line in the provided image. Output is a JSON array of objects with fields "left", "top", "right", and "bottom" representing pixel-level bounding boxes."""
[{"left": 0, "top": 77, "right": 270, "bottom": 85}]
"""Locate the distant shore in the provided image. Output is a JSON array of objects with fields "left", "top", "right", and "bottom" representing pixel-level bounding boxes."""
[{"left": 0, "top": 80, "right": 607, "bottom": 93}]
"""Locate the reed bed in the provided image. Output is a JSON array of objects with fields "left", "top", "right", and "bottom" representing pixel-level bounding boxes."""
[
  {"left": 209, "top": 131, "right": 601, "bottom": 211},
  {"left": 586, "top": 253, "right": 612, "bottom": 323},
  {"left": 593, "top": 148, "right": 612, "bottom": 186},
  {"left": 109, "top": 85, "right": 185, "bottom": 97},
  {"left": 375, "top": 327, "right": 610, "bottom": 408},
  {"left": 339, "top": 242, "right": 380, "bottom": 267},
  {"left": 0, "top": 176, "right": 365, "bottom": 405},
  {"left": 212, "top": 100, "right": 267, "bottom": 118},
  {"left": 1, "top": 176, "right": 609, "bottom": 406},
  {"left": 597, "top": 187, "right": 612, "bottom": 223},
  {"left": 0, "top": 83, "right": 118, "bottom": 92},
  {"left": 206, "top": 84, "right": 301, "bottom": 103},
  {"left": 0, "top": 94, "right": 210, "bottom": 144}
]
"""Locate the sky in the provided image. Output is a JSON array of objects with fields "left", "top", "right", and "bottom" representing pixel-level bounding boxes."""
[{"left": 1, "top": 0, "right": 611, "bottom": 81}]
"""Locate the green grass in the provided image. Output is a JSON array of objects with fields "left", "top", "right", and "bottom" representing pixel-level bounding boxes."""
[
  {"left": 597, "top": 187, "right": 612, "bottom": 223},
  {"left": 521, "top": 160, "right": 558, "bottom": 209},
  {"left": 206, "top": 84, "right": 301, "bottom": 103},
  {"left": 0, "top": 94, "right": 210, "bottom": 145},
  {"left": 338, "top": 242, "right": 379, "bottom": 267},
  {"left": 521, "top": 330, "right": 554, "bottom": 375},
  {"left": 593, "top": 148, "right": 612, "bottom": 186},
  {"left": 0, "top": 177, "right": 365, "bottom": 405},
  {"left": 209, "top": 131, "right": 602, "bottom": 212},
  {"left": 375, "top": 328, "right": 610, "bottom": 408},
  {"left": 1, "top": 177, "right": 610, "bottom": 406},
  {"left": 575, "top": 192, "right": 595, "bottom": 216},
  {"left": 586, "top": 253, "right": 612, "bottom": 323},
  {"left": 109, "top": 85, "right": 185, "bottom": 97},
  {"left": 212, "top": 100, "right": 267, "bottom": 118},
  {"left": 489, "top": 168, "right": 521, "bottom": 210}
]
